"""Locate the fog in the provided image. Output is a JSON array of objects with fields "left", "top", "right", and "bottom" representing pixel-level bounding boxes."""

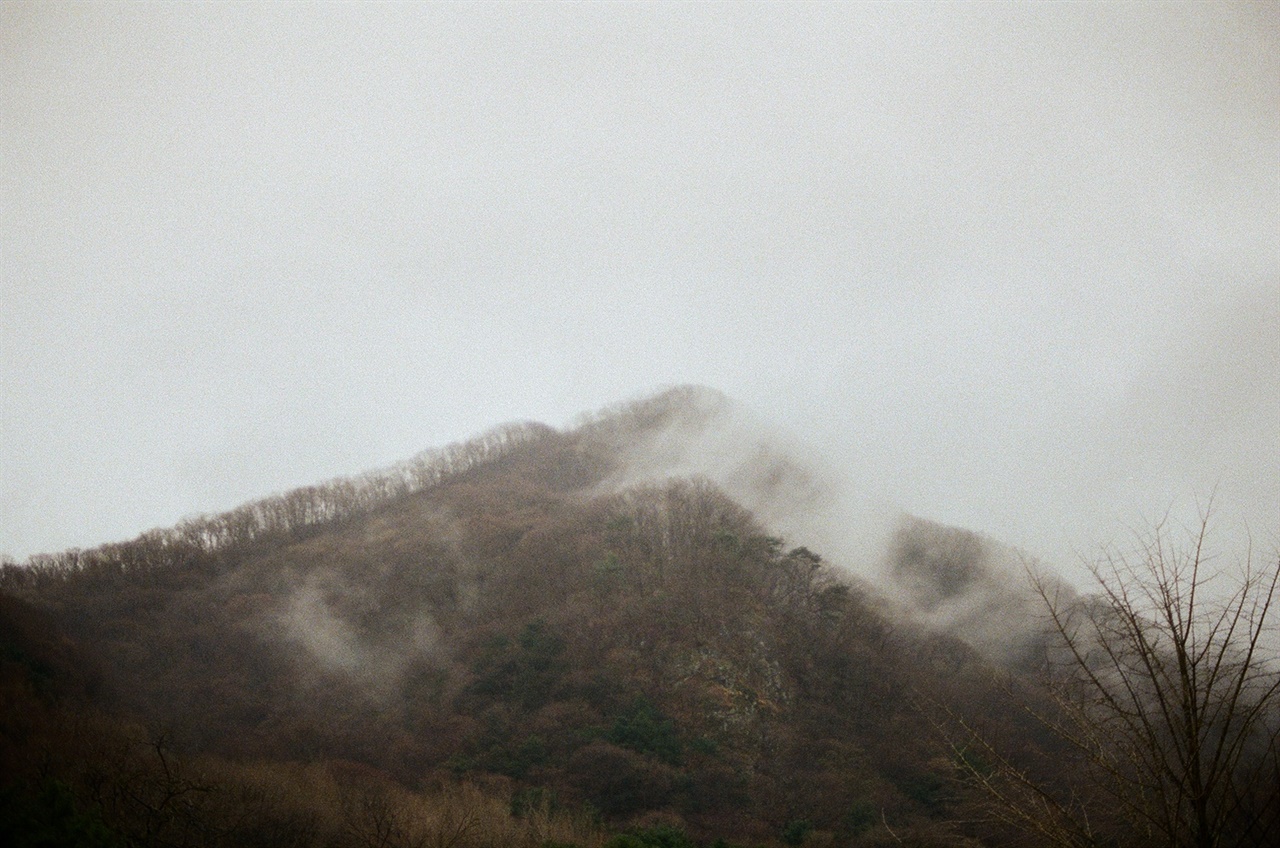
[{"left": 2, "top": 2, "right": 1276, "bottom": 574}]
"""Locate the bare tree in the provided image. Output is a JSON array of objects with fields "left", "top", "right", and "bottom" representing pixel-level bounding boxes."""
[{"left": 949, "top": 512, "right": 1280, "bottom": 848}]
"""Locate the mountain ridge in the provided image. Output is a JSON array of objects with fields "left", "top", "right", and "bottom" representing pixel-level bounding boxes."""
[{"left": 0, "top": 387, "right": 1097, "bottom": 845}]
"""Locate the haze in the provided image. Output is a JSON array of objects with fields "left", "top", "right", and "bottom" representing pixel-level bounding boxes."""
[{"left": 2, "top": 1, "right": 1277, "bottom": 572}]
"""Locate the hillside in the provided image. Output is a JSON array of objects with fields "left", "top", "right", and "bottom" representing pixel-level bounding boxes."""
[{"left": 5, "top": 387, "right": 1268, "bottom": 847}]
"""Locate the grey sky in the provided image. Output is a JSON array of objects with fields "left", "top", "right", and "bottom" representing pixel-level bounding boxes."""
[{"left": 2, "top": 1, "right": 1277, "bottom": 571}]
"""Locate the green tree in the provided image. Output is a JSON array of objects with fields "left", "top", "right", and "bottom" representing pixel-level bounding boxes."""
[{"left": 607, "top": 697, "right": 682, "bottom": 765}]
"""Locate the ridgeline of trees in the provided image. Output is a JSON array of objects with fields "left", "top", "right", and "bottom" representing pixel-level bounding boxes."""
[
  {"left": 0, "top": 386, "right": 732, "bottom": 591},
  {"left": 1, "top": 419, "right": 561, "bottom": 589}
]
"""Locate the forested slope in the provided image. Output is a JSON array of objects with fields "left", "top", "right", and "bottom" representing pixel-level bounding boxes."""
[{"left": 8, "top": 388, "right": 1260, "bottom": 847}]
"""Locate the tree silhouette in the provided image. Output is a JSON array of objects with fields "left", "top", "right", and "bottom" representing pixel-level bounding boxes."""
[{"left": 949, "top": 511, "right": 1280, "bottom": 848}]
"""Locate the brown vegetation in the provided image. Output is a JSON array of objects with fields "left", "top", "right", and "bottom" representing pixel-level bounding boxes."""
[{"left": 3, "top": 388, "right": 1275, "bottom": 846}]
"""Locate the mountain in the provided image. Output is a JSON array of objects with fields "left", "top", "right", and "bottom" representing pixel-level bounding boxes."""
[{"left": 0, "top": 388, "right": 1127, "bottom": 846}]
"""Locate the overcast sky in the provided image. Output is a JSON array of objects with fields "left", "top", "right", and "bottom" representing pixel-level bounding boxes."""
[{"left": 2, "top": 1, "right": 1277, "bottom": 571}]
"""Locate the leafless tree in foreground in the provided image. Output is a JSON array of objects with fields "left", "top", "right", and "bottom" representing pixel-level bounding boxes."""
[{"left": 948, "top": 512, "right": 1280, "bottom": 848}]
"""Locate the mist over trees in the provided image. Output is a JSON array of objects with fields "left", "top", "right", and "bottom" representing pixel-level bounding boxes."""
[{"left": 1, "top": 388, "right": 1276, "bottom": 847}]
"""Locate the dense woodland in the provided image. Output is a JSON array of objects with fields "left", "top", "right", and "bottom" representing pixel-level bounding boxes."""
[{"left": 2, "top": 388, "right": 1277, "bottom": 847}]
